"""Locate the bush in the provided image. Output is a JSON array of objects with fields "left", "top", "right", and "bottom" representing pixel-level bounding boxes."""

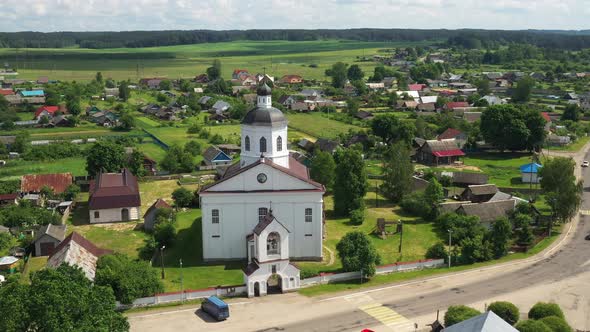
[
  {"left": 154, "top": 222, "right": 177, "bottom": 247},
  {"left": 139, "top": 237, "right": 157, "bottom": 260},
  {"left": 444, "top": 305, "right": 481, "bottom": 327},
  {"left": 515, "top": 320, "right": 552, "bottom": 332},
  {"left": 400, "top": 192, "right": 431, "bottom": 217},
  {"left": 425, "top": 242, "right": 447, "bottom": 260},
  {"left": 539, "top": 316, "right": 572, "bottom": 332},
  {"left": 172, "top": 187, "right": 194, "bottom": 208},
  {"left": 488, "top": 301, "right": 520, "bottom": 325},
  {"left": 349, "top": 208, "right": 365, "bottom": 225},
  {"left": 528, "top": 302, "right": 565, "bottom": 320},
  {"left": 336, "top": 231, "right": 381, "bottom": 277}
]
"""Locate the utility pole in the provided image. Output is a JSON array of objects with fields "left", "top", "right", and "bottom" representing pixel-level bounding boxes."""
[
  {"left": 375, "top": 183, "right": 378, "bottom": 208},
  {"left": 448, "top": 229, "right": 452, "bottom": 268},
  {"left": 398, "top": 220, "right": 403, "bottom": 253},
  {"left": 180, "top": 258, "right": 184, "bottom": 303},
  {"left": 160, "top": 245, "right": 166, "bottom": 279},
  {"left": 360, "top": 268, "right": 363, "bottom": 284}
]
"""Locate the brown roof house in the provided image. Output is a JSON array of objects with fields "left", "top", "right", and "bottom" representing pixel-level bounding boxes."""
[
  {"left": 33, "top": 224, "right": 67, "bottom": 256},
  {"left": 461, "top": 184, "right": 498, "bottom": 203},
  {"left": 416, "top": 140, "right": 465, "bottom": 165},
  {"left": 143, "top": 199, "right": 172, "bottom": 231},
  {"left": 457, "top": 200, "right": 516, "bottom": 228},
  {"left": 88, "top": 169, "right": 141, "bottom": 223},
  {"left": 46, "top": 232, "right": 112, "bottom": 280},
  {"left": 21, "top": 173, "right": 73, "bottom": 194}
]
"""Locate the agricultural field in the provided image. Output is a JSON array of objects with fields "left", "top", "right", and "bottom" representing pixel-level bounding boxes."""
[
  {"left": 0, "top": 40, "right": 435, "bottom": 82},
  {"left": 286, "top": 112, "right": 362, "bottom": 139}
]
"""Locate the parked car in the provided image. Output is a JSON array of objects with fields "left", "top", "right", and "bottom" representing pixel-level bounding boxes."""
[
  {"left": 201, "top": 296, "right": 230, "bottom": 321},
  {"left": 583, "top": 161, "right": 589, "bottom": 167}
]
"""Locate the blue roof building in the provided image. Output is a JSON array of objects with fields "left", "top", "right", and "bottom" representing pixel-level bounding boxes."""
[
  {"left": 19, "top": 90, "right": 44, "bottom": 97},
  {"left": 520, "top": 162, "right": 542, "bottom": 184}
]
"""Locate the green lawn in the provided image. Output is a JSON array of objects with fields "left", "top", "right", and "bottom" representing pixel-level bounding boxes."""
[
  {"left": 0, "top": 157, "right": 87, "bottom": 180},
  {"left": 286, "top": 112, "right": 361, "bottom": 139},
  {"left": 20, "top": 256, "right": 48, "bottom": 283},
  {"left": 546, "top": 136, "right": 590, "bottom": 152},
  {"left": 135, "top": 116, "right": 162, "bottom": 129},
  {"left": 138, "top": 138, "right": 168, "bottom": 163},
  {"left": 460, "top": 152, "right": 535, "bottom": 188}
]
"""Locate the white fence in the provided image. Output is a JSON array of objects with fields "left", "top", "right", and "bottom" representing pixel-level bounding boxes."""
[{"left": 118, "top": 259, "right": 445, "bottom": 309}]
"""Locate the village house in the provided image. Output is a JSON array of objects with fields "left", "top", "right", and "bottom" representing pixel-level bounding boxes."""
[
  {"left": 461, "top": 184, "right": 498, "bottom": 203},
  {"left": 520, "top": 162, "right": 542, "bottom": 184},
  {"left": 140, "top": 78, "right": 164, "bottom": 89},
  {"left": 279, "top": 75, "right": 303, "bottom": 84},
  {"left": 355, "top": 110, "right": 374, "bottom": 121},
  {"left": 211, "top": 100, "right": 231, "bottom": 113},
  {"left": 232, "top": 69, "right": 250, "bottom": 80},
  {"left": 443, "top": 310, "right": 518, "bottom": 332},
  {"left": 438, "top": 171, "right": 488, "bottom": 187},
  {"left": 457, "top": 200, "right": 517, "bottom": 228},
  {"left": 18, "top": 89, "right": 44, "bottom": 98},
  {"left": 417, "top": 102, "right": 436, "bottom": 112},
  {"left": 0, "top": 193, "right": 18, "bottom": 207},
  {"left": 21, "top": 173, "right": 73, "bottom": 195},
  {"left": 34, "top": 105, "right": 66, "bottom": 120},
  {"left": 416, "top": 140, "right": 465, "bottom": 165},
  {"left": 437, "top": 128, "right": 467, "bottom": 148},
  {"left": 315, "top": 138, "right": 340, "bottom": 154},
  {"left": 88, "top": 169, "right": 141, "bottom": 223},
  {"left": 202, "top": 146, "right": 233, "bottom": 168},
  {"left": 444, "top": 101, "right": 470, "bottom": 111},
  {"left": 194, "top": 74, "right": 209, "bottom": 83},
  {"left": 33, "top": 224, "right": 67, "bottom": 256},
  {"left": 143, "top": 199, "right": 172, "bottom": 231},
  {"left": 46, "top": 232, "right": 113, "bottom": 280}
]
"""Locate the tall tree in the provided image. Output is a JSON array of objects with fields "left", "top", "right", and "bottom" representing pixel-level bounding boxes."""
[
  {"left": 475, "top": 78, "right": 491, "bottom": 96},
  {"left": 310, "top": 151, "right": 336, "bottom": 192},
  {"left": 118, "top": 82, "right": 130, "bottom": 101},
  {"left": 540, "top": 157, "right": 583, "bottom": 224},
  {"left": 328, "top": 62, "right": 348, "bottom": 88},
  {"left": 371, "top": 114, "right": 415, "bottom": 144},
  {"left": 86, "top": 141, "right": 126, "bottom": 176},
  {"left": 480, "top": 104, "right": 545, "bottom": 151},
  {"left": 336, "top": 231, "right": 381, "bottom": 277},
  {"left": 347, "top": 64, "right": 364, "bottom": 81},
  {"left": 95, "top": 71, "right": 103, "bottom": 84},
  {"left": 561, "top": 104, "right": 581, "bottom": 122},
  {"left": 380, "top": 142, "right": 414, "bottom": 203},
  {"left": 512, "top": 76, "right": 535, "bottom": 102},
  {"left": 333, "top": 149, "right": 368, "bottom": 216},
  {"left": 490, "top": 217, "right": 512, "bottom": 258}
]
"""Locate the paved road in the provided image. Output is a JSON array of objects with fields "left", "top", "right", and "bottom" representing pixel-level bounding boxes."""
[{"left": 129, "top": 149, "right": 590, "bottom": 332}]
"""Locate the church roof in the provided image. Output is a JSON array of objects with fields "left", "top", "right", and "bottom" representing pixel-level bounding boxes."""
[
  {"left": 199, "top": 156, "right": 325, "bottom": 193},
  {"left": 253, "top": 210, "right": 291, "bottom": 236},
  {"left": 257, "top": 83, "right": 272, "bottom": 96},
  {"left": 241, "top": 106, "right": 287, "bottom": 127}
]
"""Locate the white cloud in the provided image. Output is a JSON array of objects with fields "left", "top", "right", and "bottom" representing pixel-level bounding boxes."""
[{"left": 0, "top": 0, "right": 587, "bottom": 32}]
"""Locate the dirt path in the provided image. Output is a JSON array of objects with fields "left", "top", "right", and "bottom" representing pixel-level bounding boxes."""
[{"left": 323, "top": 245, "right": 335, "bottom": 266}]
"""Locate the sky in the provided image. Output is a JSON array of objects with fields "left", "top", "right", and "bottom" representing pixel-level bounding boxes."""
[{"left": 0, "top": 0, "right": 589, "bottom": 32}]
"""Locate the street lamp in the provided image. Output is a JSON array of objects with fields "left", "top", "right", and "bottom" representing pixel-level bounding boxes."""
[
  {"left": 398, "top": 220, "right": 403, "bottom": 254},
  {"left": 448, "top": 229, "right": 452, "bottom": 269},
  {"left": 160, "top": 245, "right": 166, "bottom": 279},
  {"left": 180, "top": 258, "right": 184, "bottom": 303}
]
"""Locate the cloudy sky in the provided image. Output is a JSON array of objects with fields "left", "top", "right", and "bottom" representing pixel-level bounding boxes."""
[{"left": 0, "top": 0, "right": 588, "bottom": 32}]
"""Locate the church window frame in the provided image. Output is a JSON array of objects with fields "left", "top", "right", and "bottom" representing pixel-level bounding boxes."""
[
  {"left": 267, "top": 232, "right": 280, "bottom": 255},
  {"left": 305, "top": 208, "right": 312, "bottom": 223},
  {"left": 260, "top": 137, "right": 267, "bottom": 153},
  {"left": 212, "top": 209, "right": 220, "bottom": 224},
  {"left": 245, "top": 136, "right": 250, "bottom": 151},
  {"left": 258, "top": 207, "right": 268, "bottom": 222},
  {"left": 277, "top": 136, "right": 283, "bottom": 152}
]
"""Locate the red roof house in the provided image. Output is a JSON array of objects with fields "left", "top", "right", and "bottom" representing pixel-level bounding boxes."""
[
  {"left": 88, "top": 169, "right": 141, "bottom": 223},
  {"left": 541, "top": 112, "right": 551, "bottom": 123},
  {"left": 416, "top": 140, "right": 465, "bottom": 165},
  {"left": 34, "top": 105, "right": 62, "bottom": 119},
  {"left": 21, "top": 173, "right": 73, "bottom": 194},
  {"left": 408, "top": 84, "right": 426, "bottom": 91},
  {"left": 438, "top": 128, "right": 467, "bottom": 141},
  {"left": 280, "top": 75, "right": 303, "bottom": 84},
  {"left": 445, "top": 101, "right": 470, "bottom": 110},
  {"left": 0, "top": 89, "right": 14, "bottom": 96}
]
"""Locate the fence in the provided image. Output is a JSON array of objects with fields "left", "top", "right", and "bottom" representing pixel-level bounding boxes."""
[
  {"left": 142, "top": 128, "right": 170, "bottom": 150},
  {"left": 117, "top": 285, "right": 247, "bottom": 309}
]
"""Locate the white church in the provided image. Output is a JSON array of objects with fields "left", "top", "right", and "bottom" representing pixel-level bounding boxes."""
[{"left": 199, "top": 83, "right": 325, "bottom": 297}]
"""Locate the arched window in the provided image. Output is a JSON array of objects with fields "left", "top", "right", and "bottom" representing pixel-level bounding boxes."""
[
  {"left": 277, "top": 136, "right": 283, "bottom": 152},
  {"left": 245, "top": 136, "right": 250, "bottom": 151},
  {"left": 267, "top": 232, "right": 280, "bottom": 255},
  {"left": 258, "top": 207, "right": 268, "bottom": 222},
  {"left": 260, "top": 137, "right": 267, "bottom": 153}
]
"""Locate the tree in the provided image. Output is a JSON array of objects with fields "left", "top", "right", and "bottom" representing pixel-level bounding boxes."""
[
  {"left": 154, "top": 222, "right": 177, "bottom": 247},
  {"left": 127, "top": 150, "right": 146, "bottom": 177},
  {"left": 444, "top": 305, "right": 481, "bottom": 326},
  {"left": 347, "top": 64, "right": 364, "bottom": 81},
  {"left": 490, "top": 217, "right": 512, "bottom": 258},
  {"left": 513, "top": 77, "right": 535, "bottom": 102},
  {"left": 95, "top": 253, "right": 164, "bottom": 304},
  {"left": 380, "top": 143, "right": 413, "bottom": 203},
  {"left": 159, "top": 80, "right": 171, "bottom": 90},
  {"left": 516, "top": 215, "right": 535, "bottom": 246},
  {"left": 328, "top": 62, "right": 348, "bottom": 88},
  {"left": 336, "top": 231, "right": 381, "bottom": 277},
  {"left": 333, "top": 149, "right": 367, "bottom": 216},
  {"left": 118, "top": 113, "right": 135, "bottom": 130},
  {"left": 184, "top": 140, "right": 202, "bottom": 156},
  {"left": 424, "top": 178, "right": 444, "bottom": 213},
  {"left": 488, "top": 301, "right": 520, "bottom": 325},
  {"left": 539, "top": 316, "right": 573, "bottom": 332},
  {"left": 95, "top": 71, "right": 103, "bottom": 83},
  {"left": 540, "top": 157, "right": 583, "bottom": 223},
  {"left": 460, "top": 233, "right": 492, "bottom": 264},
  {"left": 480, "top": 105, "right": 546, "bottom": 151},
  {"left": 425, "top": 242, "right": 447, "bottom": 260},
  {"left": 310, "top": 151, "right": 336, "bottom": 192},
  {"left": 27, "top": 265, "right": 129, "bottom": 331},
  {"left": 0, "top": 94, "right": 9, "bottom": 113},
  {"left": 475, "top": 78, "right": 491, "bottom": 96},
  {"left": 346, "top": 97, "right": 359, "bottom": 116},
  {"left": 561, "top": 104, "right": 581, "bottom": 122},
  {"left": 161, "top": 144, "right": 194, "bottom": 173},
  {"left": 515, "top": 320, "right": 552, "bottom": 332},
  {"left": 86, "top": 140, "right": 126, "bottom": 176},
  {"left": 349, "top": 208, "right": 365, "bottom": 225},
  {"left": 62, "top": 184, "right": 81, "bottom": 201},
  {"left": 119, "top": 82, "right": 130, "bottom": 101},
  {"left": 371, "top": 114, "right": 415, "bottom": 144},
  {"left": 172, "top": 187, "right": 194, "bottom": 208},
  {"left": 206, "top": 66, "right": 221, "bottom": 80},
  {"left": 66, "top": 97, "right": 81, "bottom": 116},
  {"left": 528, "top": 302, "right": 565, "bottom": 320},
  {"left": 0, "top": 280, "right": 30, "bottom": 332}
]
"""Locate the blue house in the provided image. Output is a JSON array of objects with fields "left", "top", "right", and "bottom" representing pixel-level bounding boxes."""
[
  {"left": 19, "top": 90, "right": 45, "bottom": 97},
  {"left": 202, "top": 146, "right": 232, "bottom": 167},
  {"left": 520, "top": 162, "right": 542, "bottom": 184}
]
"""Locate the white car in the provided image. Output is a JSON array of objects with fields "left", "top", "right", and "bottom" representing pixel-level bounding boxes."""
[{"left": 582, "top": 161, "right": 589, "bottom": 167}]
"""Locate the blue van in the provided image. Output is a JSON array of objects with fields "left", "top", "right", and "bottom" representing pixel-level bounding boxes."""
[{"left": 201, "top": 296, "right": 230, "bottom": 321}]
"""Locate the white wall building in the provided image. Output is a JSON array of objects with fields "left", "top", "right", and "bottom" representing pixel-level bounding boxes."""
[{"left": 200, "top": 84, "right": 325, "bottom": 294}]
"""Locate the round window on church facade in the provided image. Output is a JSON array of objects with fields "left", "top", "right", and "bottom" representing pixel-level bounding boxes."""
[{"left": 257, "top": 173, "right": 267, "bottom": 183}]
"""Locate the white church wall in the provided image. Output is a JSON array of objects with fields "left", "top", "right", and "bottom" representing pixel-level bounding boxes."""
[
  {"left": 241, "top": 124, "right": 289, "bottom": 168},
  {"left": 201, "top": 191, "right": 323, "bottom": 261},
  {"left": 256, "top": 220, "right": 290, "bottom": 262}
]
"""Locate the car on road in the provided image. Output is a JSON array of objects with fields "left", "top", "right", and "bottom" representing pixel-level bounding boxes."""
[
  {"left": 583, "top": 161, "right": 589, "bottom": 168},
  {"left": 201, "top": 296, "right": 230, "bottom": 321}
]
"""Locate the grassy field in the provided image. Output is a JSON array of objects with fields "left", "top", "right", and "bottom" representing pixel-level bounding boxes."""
[
  {"left": 0, "top": 157, "right": 87, "bottom": 180},
  {"left": 287, "top": 112, "right": 361, "bottom": 139},
  {"left": 0, "top": 40, "right": 435, "bottom": 82},
  {"left": 546, "top": 136, "right": 590, "bottom": 152}
]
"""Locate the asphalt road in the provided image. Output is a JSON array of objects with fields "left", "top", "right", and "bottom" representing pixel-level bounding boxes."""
[{"left": 273, "top": 152, "right": 590, "bottom": 332}]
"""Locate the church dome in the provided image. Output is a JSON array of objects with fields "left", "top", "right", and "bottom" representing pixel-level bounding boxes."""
[
  {"left": 257, "top": 82, "right": 272, "bottom": 96},
  {"left": 241, "top": 106, "right": 287, "bottom": 127}
]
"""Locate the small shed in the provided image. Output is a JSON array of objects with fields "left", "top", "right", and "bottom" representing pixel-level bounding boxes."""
[
  {"left": 33, "top": 224, "right": 67, "bottom": 256},
  {"left": 0, "top": 256, "right": 19, "bottom": 273},
  {"left": 143, "top": 199, "right": 172, "bottom": 231},
  {"left": 520, "top": 162, "right": 542, "bottom": 184}
]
